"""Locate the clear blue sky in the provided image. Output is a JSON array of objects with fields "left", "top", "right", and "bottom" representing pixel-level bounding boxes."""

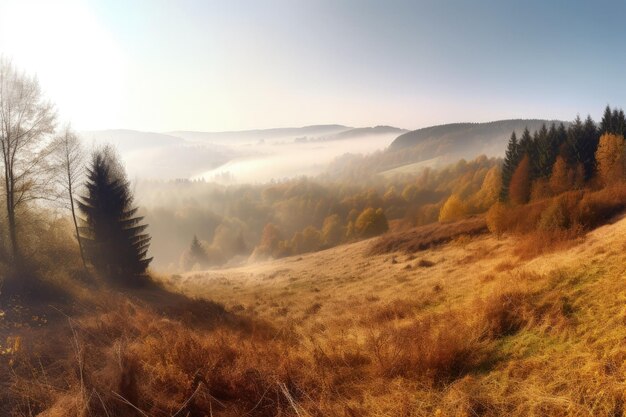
[{"left": 1, "top": 0, "right": 625, "bottom": 131}]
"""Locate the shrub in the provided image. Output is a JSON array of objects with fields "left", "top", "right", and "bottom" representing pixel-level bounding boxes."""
[
  {"left": 486, "top": 202, "right": 508, "bottom": 236},
  {"left": 576, "top": 186, "right": 626, "bottom": 228},
  {"left": 537, "top": 199, "right": 568, "bottom": 231}
]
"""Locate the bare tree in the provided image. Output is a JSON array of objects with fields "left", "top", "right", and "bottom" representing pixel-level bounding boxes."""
[
  {"left": 0, "top": 58, "right": 56, "bottom": 262},
  {"left": 53, "top": 126, "right": 86, "bottom": 268}
]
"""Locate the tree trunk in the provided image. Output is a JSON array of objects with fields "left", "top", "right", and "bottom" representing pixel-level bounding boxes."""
[
  {"left": 69, "top": 182, "right": 87, "bottom": 269},
  {"left": 4, "top": 164, "right": 18, "bottom": 263}
]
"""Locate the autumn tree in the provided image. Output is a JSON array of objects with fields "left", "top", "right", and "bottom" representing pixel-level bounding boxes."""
[
  {"left": 486, "top": 201, "right": 508, "bottom": 237},
  {"left": 549, "top": 156, "right": 570, "bottom": 195},
  {"left": 355, "top": 207, "right": 388, "bottom": 238},
  {"left": 256, "top": 223, "right": 283, "bottom": 257},
  {"left": 211, "top": 220, "right": 247, "bottom": 258},
  {"left": 595, "top": 133, "right": 625, "bottom": 186},
  {"left": 509, "top": 154, "right": 531, "bottom": 205},
  {"left": 472, "top": 165, "right": 501, "bottom": 210},
  {"left": 438, "top": 194, "right": 467, "bottom": 222},
  {"left": 321, "top": 214, "right": 344, "bottom": 246},
  {"left": 401, "top": 184, "right": 419, "bottom": 202},
  {"left": 518, "top": 128, "right": 536, "bottom": 176},
  {"left": 0, "top": 59, "right": 56, "bottom": 263},
  {"left": 53, "top": 126, "right": 86, "bottom": 268},
  {"left": 292, "top": 226, "right": 322, "bottom": 254}
]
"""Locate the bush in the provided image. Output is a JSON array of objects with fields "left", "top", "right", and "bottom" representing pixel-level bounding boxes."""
[
  {"left": 576, "top": 186, "right": 626, "bottom": 228},
  {"left": 537, "top": 199, "right": 568, "bottom": 231},
  {"left": 486, "top": 202, "right": 508, "bottom": 236}
]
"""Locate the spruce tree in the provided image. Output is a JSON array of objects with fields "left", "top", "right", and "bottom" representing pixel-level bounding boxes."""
[
  {"left": 536, "top": 123, "right": 558, "bottom": 178},
  {"left": 599, "top": 105, "right": 626, "bottom": 137},
  {"left": 566, "top": 115, "right": 584, "bottom": 167},
  {"left": 500, "top": 131, "right": 520, "bottom": 200},
  {"left": 557, "top": 122, "right": 569, "bottom": 159},
  {"left": 78, "top": 146, "right": 152, "bottom": 282},
  {"left": 519, "top": 127, "right": 537, "bottom": 179},
  {"left": 612, "top": 109, "right": 625, "bottom": 137},
  {"left": 518, "top": 127, "right": 533, "bottom": 157},
  {"left": 581, "top": 115, "right": 599, "bottom": 179},
  {"left": 600, "top": 105, "right": 613, "bottom": 134},
  {"left": 187, "top": 235, "right": 208, "bottom": 268}
]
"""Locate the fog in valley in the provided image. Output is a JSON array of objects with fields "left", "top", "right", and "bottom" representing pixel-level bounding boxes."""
[
  {"left": 81, "top": 120, "right": 563, "bottom": 273},
  {"left": 81, "top": 126, "right": 404, "bottom": 182},
  {"left": 75, "top": 126, "right": 411, "bottom": 272}
]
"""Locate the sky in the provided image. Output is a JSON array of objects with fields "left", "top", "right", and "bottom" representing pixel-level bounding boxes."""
[{"left": 1, "top": 0, "right": 626, "bottom": 132}]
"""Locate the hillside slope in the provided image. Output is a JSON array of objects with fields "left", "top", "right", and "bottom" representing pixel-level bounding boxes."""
[
  {"left": 389, "top": 119, "right": 565, "bottom": 161},
  {"left": 170, "top": 215, "right": 626, "bottom": 416}
]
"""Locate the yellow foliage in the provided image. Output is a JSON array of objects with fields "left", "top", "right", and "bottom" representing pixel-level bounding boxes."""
[
  {"left": 470, "top": 166, "right": 502, "bottom": 211},
  {"left": 486, "top": 201, "right": 508, "bottom": 236},
  {"left": 595, "top": 133, "right": 625, "bottom": 186},
  {"left": 438, "top": 194, "right": 467, "bottom": 223},
  {"left": 355, "top": 207, "right": 389, "bottom": 237}
]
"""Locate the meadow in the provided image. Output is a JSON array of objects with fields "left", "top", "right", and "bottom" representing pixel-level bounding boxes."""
[{"left": 5, "top": 213, "right": 626, "bottom": 416}]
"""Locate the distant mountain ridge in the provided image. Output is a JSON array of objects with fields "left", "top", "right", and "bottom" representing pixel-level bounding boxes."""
[
  {"left": 169, "top": 125, "right": 352, "bottom": 143},
  {"left": 332, "top": 125, "right": 408, "bottom": 140},
  {"left": 389, "top": 119, "right": 567, "bottom": 161}
]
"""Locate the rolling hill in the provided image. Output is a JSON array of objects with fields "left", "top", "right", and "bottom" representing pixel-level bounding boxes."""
[
  {"left": 164, "top": 213, "right": 626, "bottom": 416},
  {"left": 389, "top": 119, "right": 566, "bottom": 160}
]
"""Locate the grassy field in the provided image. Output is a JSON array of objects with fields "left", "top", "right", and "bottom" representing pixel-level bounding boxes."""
[
  {"left": 5, "top": 216, "right": 626, "bottom": 415},
  {"left": 158, "top": 214, "right": 626, "bottom": 415}
]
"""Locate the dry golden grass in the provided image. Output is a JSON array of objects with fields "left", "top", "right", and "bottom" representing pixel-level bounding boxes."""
[
  {"left": 5, "top": 214, "right": 626, "bottom": 415},
  {"left": 369, "top": 216, "right": 487, "bottom": 255}
]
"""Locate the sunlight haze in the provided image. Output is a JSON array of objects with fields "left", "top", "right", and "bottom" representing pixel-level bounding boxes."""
[{"left": 3, "top": 0, "right": 626, "bottom": 131}]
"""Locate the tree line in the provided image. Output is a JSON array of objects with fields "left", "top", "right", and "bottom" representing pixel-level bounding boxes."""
[
  {"left": 171, "top": 155, "right": 500, "bottom": 270},
  {"left": 500, "top": 106, "right": 626, "bottom": 205}
]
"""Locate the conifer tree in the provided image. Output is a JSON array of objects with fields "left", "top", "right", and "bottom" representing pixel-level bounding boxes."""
[
  {"left": 580, "top": 115, "right": 599, "bottom": 179},
  {"left": 536, "top": 123, "right": 560, "bottom": 178},
  {"left": 500, "top": 132, "right": 520, "bottom": 200},
  {"left": 599, "top": 106, "right": 626, "bottom": 137},
  {"left": 518, "top": 128, "right": 534, "bottom": 160},
  {"left": 78, "top": 146, "right": 152, "bottom": 282},
  {"left": 600, "top": 105, "right": 613, "bottom": 134},
  {"left": 566, "top": 116, "right": 586, "bottom": 167},
  {"left": 187, "top": 235, "right": 208, "bottom": 267}
]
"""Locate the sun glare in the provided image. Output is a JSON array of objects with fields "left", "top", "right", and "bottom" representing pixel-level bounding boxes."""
[{"left": 0, "top": 0, "right": 124, "bottom": 129}]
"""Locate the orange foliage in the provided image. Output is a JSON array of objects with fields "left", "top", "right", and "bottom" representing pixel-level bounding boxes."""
[
  {"left": 595, "top": 133, "right": 625, "bottom": 186},
  {"left": 509, "top": 155, "right": 531, "bottom": 205}
]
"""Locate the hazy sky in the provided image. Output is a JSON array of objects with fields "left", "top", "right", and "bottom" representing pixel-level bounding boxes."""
[{"left": 1, "top": 0, "right": 625, "bottom": 132}]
